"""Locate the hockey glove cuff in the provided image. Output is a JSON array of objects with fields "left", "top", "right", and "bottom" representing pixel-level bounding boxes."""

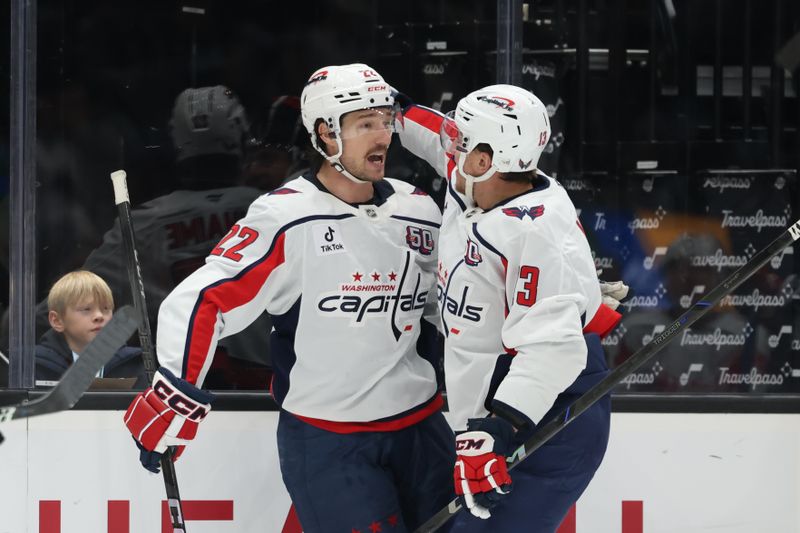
[
  {"left": 454, "top": 417, "right": 515, "bottom": 519},
  {"left": 124, "top": 367, "right": 214, "bottom": 473}
]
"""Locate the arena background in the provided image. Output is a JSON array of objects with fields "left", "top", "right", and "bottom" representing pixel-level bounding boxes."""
[{"left": 2, "top": 1, "right": 800, "bottom": 531}]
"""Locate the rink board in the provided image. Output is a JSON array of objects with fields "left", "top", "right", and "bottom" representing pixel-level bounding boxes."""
[{"left": 0, "top": 411, "right": 798, "bottom": 533}]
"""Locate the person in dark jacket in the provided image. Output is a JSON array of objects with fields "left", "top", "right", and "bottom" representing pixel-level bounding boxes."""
[{"left": 35, "top": 270, "right": 145, "bottom": 388}]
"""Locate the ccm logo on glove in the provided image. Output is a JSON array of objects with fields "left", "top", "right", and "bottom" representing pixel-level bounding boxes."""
[
  {"left": 152, "top": 380, "right": 209, "bottom": 420},
  {"left": 124, "top": 368, "right": 214, "bottom": 473},
  {"left": 456, "top": 438, "right": 488, "bottom": 451}
]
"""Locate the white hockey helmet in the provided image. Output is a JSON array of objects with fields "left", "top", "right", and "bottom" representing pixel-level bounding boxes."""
[
  {"left": 170, "top": 85, "right": 250, "bottom": 162},
  {"left": 300, "top": 63, "right": 396, "bottom": 183},
  {"left": 440, "top": 84, "right": 551, "bottom": 201}
]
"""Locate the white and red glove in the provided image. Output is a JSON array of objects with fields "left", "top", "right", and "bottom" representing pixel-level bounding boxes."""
[
  {"left": 599, "top": 280, "right": 629, "bottom": 311},
  {"left": 454, "top": 417, "right": 515, "bottom": 519},
  {"left": 596, "top": 269, "right": 629, "bottom": 312},
  {"left": 124, "top": 367, "right": 214, "bottom": 473}
]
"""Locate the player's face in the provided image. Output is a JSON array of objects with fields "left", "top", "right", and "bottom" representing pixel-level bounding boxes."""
[
  {"left": 338, "top": 108, "right": 394, "bottom": 182},
  {"left": 52, "top": 298, "right": 113, "bottom": 352}
]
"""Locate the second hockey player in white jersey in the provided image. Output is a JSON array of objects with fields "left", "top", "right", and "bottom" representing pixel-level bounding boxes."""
[
  {"left": 399, "top": 85, "right": 622, "bottom": 532},
  {"left": 123, "top": 64, "right": 455, "bottom": 533}
]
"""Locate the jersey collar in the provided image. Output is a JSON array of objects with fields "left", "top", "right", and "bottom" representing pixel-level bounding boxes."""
[
  {"left": 304, "top": 174, "right": 395, "bottom": 207},
  {"left": 484, "top": 172, "right": 551, "bottom": 213}
]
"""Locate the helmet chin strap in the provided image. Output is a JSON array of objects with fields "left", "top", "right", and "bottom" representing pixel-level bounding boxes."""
[
  {"left": 457, "top": 153, "right": 496, "bottom": 206},
  {"left": 315, "top": 138, "right": 370, "bottom": 184},
  {"left": 330, "top": 159, "right": 369, "bottom": 184}
]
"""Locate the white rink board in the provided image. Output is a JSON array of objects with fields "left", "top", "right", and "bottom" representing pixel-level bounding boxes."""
[{"left": 0, "top": 411, "right": 798, "bottom": 532}]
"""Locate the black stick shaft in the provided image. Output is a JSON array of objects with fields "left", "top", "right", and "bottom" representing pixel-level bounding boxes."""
[
  {"left": 111, "top": 170, "right": 187, "bottom": 533},
  {"left": 416, "top": 219, "right": 800, "bottom": 533}
]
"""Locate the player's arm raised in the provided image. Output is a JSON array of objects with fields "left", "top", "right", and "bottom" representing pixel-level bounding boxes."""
[{"left": 394, "top": 96, "right": 453, "bottom": 179}]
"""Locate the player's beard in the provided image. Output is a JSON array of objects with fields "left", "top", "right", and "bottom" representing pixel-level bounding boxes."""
[{"left": 341, "top": 145, "right": 388, "bottom": 182}]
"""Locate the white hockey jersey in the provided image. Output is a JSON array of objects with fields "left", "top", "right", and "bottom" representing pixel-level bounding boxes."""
[
  {"left": 400, "top": 105, "right": 618, "bottom": 431},
  {"left": 156, "top": 175, "right": 444, "bottom": 429}
]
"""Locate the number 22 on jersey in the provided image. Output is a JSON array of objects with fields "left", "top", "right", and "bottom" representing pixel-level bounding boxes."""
[{"left": 211, "top": 224, "right": 259, "bottom": 262}]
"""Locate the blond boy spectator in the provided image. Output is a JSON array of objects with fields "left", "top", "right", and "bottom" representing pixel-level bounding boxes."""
[{"left": 35, "top": 270, "right": 145, "bottom": 387}]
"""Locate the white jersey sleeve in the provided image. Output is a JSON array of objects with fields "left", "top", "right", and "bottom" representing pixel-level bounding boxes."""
[
  {"left": 492, "top": 217, "right": 594, "bottom": 426},
  {"left": 156, "top": 196, "right": 294, "bottom": 386}
]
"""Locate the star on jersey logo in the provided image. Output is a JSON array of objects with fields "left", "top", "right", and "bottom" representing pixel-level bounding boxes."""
[
  {"left": 371, "top": 272, "right": 381, "bottom": 281},
  {"left": 502, "top": 204, "right": 545, "bottom": 221},
  {"left": 388, "top": 271, "right": 397, "bottom": 281},
  {"left": 352, "top": 272, "right": 363, "bottom": 282}
]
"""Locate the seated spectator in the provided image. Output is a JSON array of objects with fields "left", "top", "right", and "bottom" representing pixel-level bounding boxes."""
[{"left": 35, "top": 270, "right": 145, "bottom": 387}]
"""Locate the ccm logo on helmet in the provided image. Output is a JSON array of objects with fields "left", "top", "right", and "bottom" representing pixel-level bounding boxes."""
[
  {"left": 306, "top": 70, "right": 328, "bottom": 86},
  {"left": 153, "top": 381, "right": 209, "bottom": 421},
  {"left": 368, "top": 85, "right": 388, "bottom": 92},
  {"left": 476, "top": 95, "right": 515, "bottom": 111},
  {"left": 359, "top": 69, "right": 379, "bottom": 78}
]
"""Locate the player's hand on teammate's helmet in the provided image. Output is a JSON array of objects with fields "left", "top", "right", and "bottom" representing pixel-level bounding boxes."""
[
  {"left": 389, "top": 86, "right": 414, "bottom": 111},
  {"left": 124, "top": 367, "right": 214, "bottom": 473},
  {"left": 454, "top": 416, "right": 515, "bottom": 519}
]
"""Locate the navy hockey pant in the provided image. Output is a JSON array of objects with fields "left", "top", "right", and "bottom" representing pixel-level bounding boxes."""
[
  {"left": 277, "top": 410, "right": 456, "bottom": 533},
  {"left": 449, "top": 394, "right": 611, "bottom": 533}
]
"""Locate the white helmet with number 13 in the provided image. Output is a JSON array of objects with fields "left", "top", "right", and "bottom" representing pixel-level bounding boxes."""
[{"left": 440, "top": 84, "right": 551, "bottom": 201}]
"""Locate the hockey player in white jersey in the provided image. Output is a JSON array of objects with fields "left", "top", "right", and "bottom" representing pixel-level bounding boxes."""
[
  {"left": 398, "top": 85, "right": 623, "bottom": 532},
  {"left": 123, "top": 65, "right": 455, "bottom": 533}
]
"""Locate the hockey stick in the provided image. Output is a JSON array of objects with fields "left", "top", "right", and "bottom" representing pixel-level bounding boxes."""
[
  {"left": 0, "top": 305, "right": 137, "bottom": 422},
  {"left": 415, "top": 218, "right": 800, "bottom": 533},
  {"left": 110, "top": 170, "right": 187, "bottom": 533}
]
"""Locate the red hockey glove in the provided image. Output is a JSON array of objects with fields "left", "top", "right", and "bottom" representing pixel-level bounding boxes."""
[
  {"left": 124, "top": 367, "right": 214, "bottom": 473},
  {"left": 454, "top": 417, "right": 515, "bottom": 519}
]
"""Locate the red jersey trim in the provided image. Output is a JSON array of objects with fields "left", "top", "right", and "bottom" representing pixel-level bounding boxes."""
[
  {"left": 292, "top": 393, "right": 444, "bottom": 434},
  {"left": 583, "top": 303, "right": 621, "bottom": 339},
  {"left": 184, "top": 233, "right": 287, "bottom": 383},
  {"left": 404, "top": 105, "right": 443, "bottom": 134}
]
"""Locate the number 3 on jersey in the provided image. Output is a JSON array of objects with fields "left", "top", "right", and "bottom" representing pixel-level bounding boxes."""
[
  {"left": 211, "top": 224, "right": 259, "bottom": 262},
  {"left": 516, "top": 266, "right": 540, "bottom": 306}
]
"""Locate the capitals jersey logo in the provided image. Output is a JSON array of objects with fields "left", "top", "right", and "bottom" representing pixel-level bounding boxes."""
[
  {"left": 502, "top": 204, "right": 545, "bottom": 221},
  {"left": 464, "top": 238, "right": 483, "bottom": 266}
]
